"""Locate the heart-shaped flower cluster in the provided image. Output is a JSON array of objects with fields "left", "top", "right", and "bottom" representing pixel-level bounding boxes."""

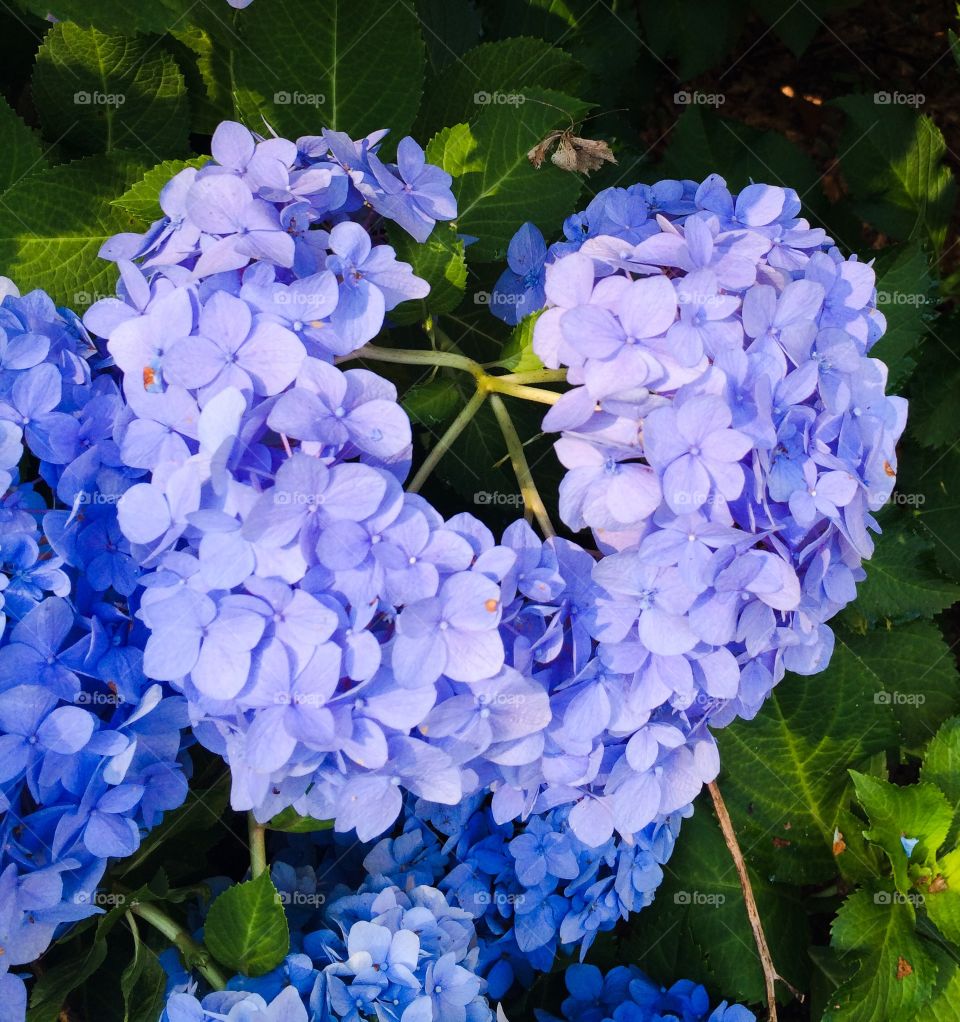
[{"left": 84, "top": 122, "right": 903, "bottom": 877}]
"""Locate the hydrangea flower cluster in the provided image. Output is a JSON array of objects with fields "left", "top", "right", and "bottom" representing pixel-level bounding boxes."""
[
  {"left": 0, "top": 282, "right": 191, "bottom": 1011},
  {"left": 493, "top": 180, "right": 905, "bottom": 708},
  {"left": 164, "top": 880, "right": 493, "bottom": 1022},
  {"left": 535, "top": 964, "right": 756, "bottom": 1022}
]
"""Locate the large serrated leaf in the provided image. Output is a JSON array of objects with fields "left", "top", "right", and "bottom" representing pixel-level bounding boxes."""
[
  {"left": 427, "top": 88, "right": 587, "bottom": 262},
  {"left": 838, "top": 622, "right": 960, "bottom": 752},
  {"left": 639, "top": 0, "right": 749, "bottom": 80},
  {"left": 928, "top": 965, "right": 960, "bottom": 1021},
  {"left": 922, "top": 718, "right": 960, "bottom": 846},
  {"left": 14, "top": 0, "right": 195, "bottom": 33},
  {"left": 896, "top": 444, "right": 960, "bottom": 584},
  {"left": 870, "top": 242, "right": 934, "bottom": 388},
  {"left": 834, "top": 94, "right": 956, "bottom": 252},
  {"left": 905, "top": 316, "right": 960, "bottom": 451},
  {"left": 416, "top": 0, "right": 482, "bottom": 73},
  {"left": 0, "top": 94, "right": 44, "bottom": 194},
  {"left": 849, "top": 524, "right": 960, "bottom": 624},
  {"left": 204, "top": 871, "right": 289, "bottom": 977},
  {"left": 925, "top": 848, "right": 960, "bottom": 947},
  {"left": 32, "top": 24, "right": 190, "bottom": 157},
  {"left": 750, "top": 0, "right": 863, "bottom": 57},
  {"left": 233, "top": 0, "right": 425, "bottom": 146},
  {"left": 416, "top": 37, "right": 585, "bottom": 138},
  {"left": 0, "top": 152, "right": 147, "bottom": 308},
  {"left": 479, "top": 0, "right": 640, "bottom": 98},
  {"left": 716, "top": 641, "right": 898, "bottom": 884},
  {"left": 825, "top": 890, "right": 938, "bottom": 1022}
]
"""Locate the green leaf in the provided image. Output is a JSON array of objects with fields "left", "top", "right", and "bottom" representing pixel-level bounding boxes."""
[
  {"left": 0, "top": 152, "right": 147, "bottom": 308},
  {"left": 27, "top": 882, "right": 162, "bottom": 1022},
  {"left": 120, "top": 920, "right": 167, "bottom": 1022},
  {"left": 499, "top": 312, "right": 545, "bottom": 372},
  {"left": 427, "top": 88, "right": 587, "bottom": 262},
  {"left": 716, "top": 640, "right": 898, "bottom": 884},
  {"left": 921, "top": 718, "right": 960, "bottom": 844},
  {"left": 825, "top": 889, "right": 939, "bottom": 1022},
  {"left": 870, "top": 242, "right": 935, "bottom": 388},
  {"left": 846, "top": 524, "right": 960, "bottom": 624},
  {"left": 233, "top": 0, "right": 425, "bottom": 145},
  {"left": 32, "top": 24, "right": 190, "bottom": 157},
  {"left": 833, "top": 94, "right": 956, "bottom": 252},
  {"left": 0, "top": 94, "right": 44, "bottom": 194},
  {"left": 112, "top": 157, "right": 209, "bottom": 223},
  {"left": 834, "top": 806, "right": 887, "bottom": 886},
  {"left": 850, "top": 771, "right": 952, "bottom": 890},
  {"left": 659, "top": 107, "right": 826, "bottom": 215},
  {"left": 169, "top": 10, "right": 236, "bottom": 135},
  {"left": 403, "top": 377, "right": 463, "bottom": 429},
  {"left": 750, "top": 0, "right": 863, "bottom": 57},
  {"left": 905, "top": 314, "right": 960, "bottom": 450},
  {"left": 838, "top": 622, "right": 960, "bottom": 753},
  {"left": 896, "top": 444, "right": 960, "bottom": 584},
  {"left": 626, "top": 805, "right": 809, "bottom": 1003},
  {"left": 416, "top": 0, "right": 482, "bottom": 73},
  {"left": 639, "top": 0, "right": 748, "bottom": 79},
  {"left": 266, "top": 806, "right": 334, "bottom": 833},
  {"left": 15, "top": 0, "right": 194, "bottom": 33},
  {"left": 387, "top": 224, "right": 468, "bottom": 325},
  {"left": 416, "top": 37, "right": 585, "bottom": 138},
  {"left": 204, "top": 872, "right": 289, "bottom": 977},
  {"left": 924, "top": 848, "right": 960, "bottom": 946},
  {"left": 479, "top": 0, "right": 640, "bottom": 100},
  {"left": 928, "top": 965, "right": 960, "bottom": 1021}
]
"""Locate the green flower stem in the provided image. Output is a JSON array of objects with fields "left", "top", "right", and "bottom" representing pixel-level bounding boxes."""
[
  {"left": 407, "top": 388, "right": 488, "bottom": 494},
  {"left": 342, "top": 343, "right": 482, "bottom": 379},
  {"left": 130, "top": 901, "right": 228, "bottom": 991},
  {"left": 498, "top": 369, "right": 568, "bottom": 385},
  {"left": 483, "top": 378, "right": 562, "bottom": 405},
  {"left": 489, "top": 394, "right": 556, "bottom": 538},
  {"left": 248, "top": 812, "right": 267, "bottom": 879}
]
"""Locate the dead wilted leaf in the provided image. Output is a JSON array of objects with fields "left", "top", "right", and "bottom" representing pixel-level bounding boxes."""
[{"left": 528, "top": 128, "right": 616, "bottom": 175}]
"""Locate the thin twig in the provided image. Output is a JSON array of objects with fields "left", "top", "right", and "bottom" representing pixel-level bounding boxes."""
[
  {"left": 707, "top": 780, "right": 803, "bottom": 1019},
  {"left": 489, "top": 394, "right": 557, "bottom": 538}
]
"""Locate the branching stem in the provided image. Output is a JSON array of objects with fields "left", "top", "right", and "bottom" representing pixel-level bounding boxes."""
[{"left": 340, "top": 342, "right": 566, "bottom": 536}]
